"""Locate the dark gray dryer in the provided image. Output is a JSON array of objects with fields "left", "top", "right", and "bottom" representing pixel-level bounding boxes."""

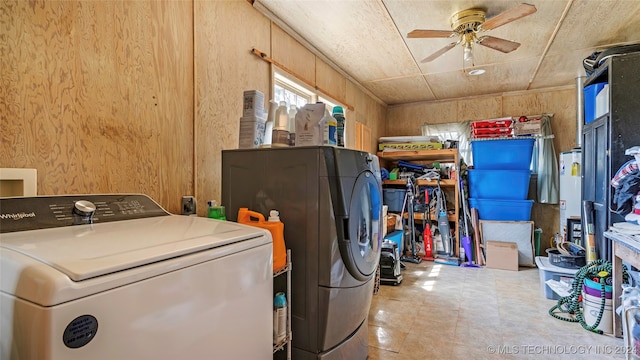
[{"left": 222, "top": 146, "right": 382, "bottom": 360}]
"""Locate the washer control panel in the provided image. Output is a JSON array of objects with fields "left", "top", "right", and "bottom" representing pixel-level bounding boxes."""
[{"left": 0, "top": 194, "right": 169, "bottom": 233}]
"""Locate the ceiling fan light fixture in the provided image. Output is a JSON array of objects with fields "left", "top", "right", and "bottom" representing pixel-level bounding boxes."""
[
  {"left": 468, "top": 69, "right": 486, "bottom": 76},
  {"left": 463, "top": 43, "right": 473, "bottom": 62},
  {"left": 410, "top": 4, "right": 536, "bottom": 64}
]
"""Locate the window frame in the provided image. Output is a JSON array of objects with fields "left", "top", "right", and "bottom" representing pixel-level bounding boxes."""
[{"left": 272, "top": 67, "right": 343, "bottom": 119}]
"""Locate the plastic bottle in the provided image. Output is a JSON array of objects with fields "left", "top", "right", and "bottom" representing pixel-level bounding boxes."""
[
  {"left": 288, "top": 105, "right": 297, "bottom": 146},
  {"left": 273, "top": 292, "right": 287, "bottom": 344},
  {"left": 262, "top": 100, "right": 277, "bottom": 147},
  {"left": 207, "top": 200, "right": 226, "bottom": 220},
  {"left": 322, "top": 106, "right": 337, "bottom": 146},
  {"left": 332, "top": 106, "right": 345, "bottom": 147},
  {"left": 272, "top": 101, "right": 290, "bottom": 147},
  {"left": 237, "top": 208, "right": 287, "bottom": 272}
]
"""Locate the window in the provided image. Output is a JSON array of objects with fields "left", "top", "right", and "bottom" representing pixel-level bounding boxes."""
[
  {"left": 272, "top": 68, "right": 347, "bottom": 146},
  {"left": 273, "top": 68, "right": 342, "bottom": 114},
  {"left": 273, "top": 70, "right": 313, "bottom": 109}
]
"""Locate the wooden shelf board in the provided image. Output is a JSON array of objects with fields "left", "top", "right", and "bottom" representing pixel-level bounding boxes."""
[
  {"left": 376, "top": 149, "right": 458, "bottom": 162},
  {"left": 383, "top": 179, "right": 456, "bottom": 186},
  {"left": 403, "top": 212, "right": 457, "bottom": 222}
]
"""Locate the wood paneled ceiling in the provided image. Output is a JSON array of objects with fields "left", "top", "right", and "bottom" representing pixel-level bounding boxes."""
[{"left": 255, "top": 0, "right": 640, "bottom": 105}]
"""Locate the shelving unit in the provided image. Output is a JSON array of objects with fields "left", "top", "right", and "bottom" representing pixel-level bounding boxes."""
[
  {"left": 273, "top": 250, "right": 292, "bottom": 360},
  {"left": 377, "top": 149, "right": 460, "bottom": 257},
  {"left": 582, "top": 52, "right": 640, "bottom": 261}
]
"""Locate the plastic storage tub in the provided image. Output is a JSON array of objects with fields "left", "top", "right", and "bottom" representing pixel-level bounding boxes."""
[
  {"left": 383, "top": 188, "right": 406, "bottom": 213},
  {"left": 471, "top": 139, "right": 535, "bottom": 170},
  {"left": 535, "top": 256, "right": 579, "bottom": 300},
  {"left": 468, "top": 198, "right": 533, "bottom": 221},
  {"left": 584, "top": 82, "right": 606, "bottom": 124},
  {"left": 545, "top": 248, "right": 585, "bottom": 269},
  {"left": 468, "top": 169, "right": 531, "bottom": 200},
  {"left": 384, "top": 230, "right": 404, "bottom": 255}
]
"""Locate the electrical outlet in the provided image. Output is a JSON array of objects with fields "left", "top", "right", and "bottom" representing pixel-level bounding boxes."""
[{"left": 182, "top": 196, "right": 196, "bottom": 215}]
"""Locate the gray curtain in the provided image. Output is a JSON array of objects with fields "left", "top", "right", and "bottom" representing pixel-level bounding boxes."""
[{"left": 535, "top": 114, "right": 559, "bottom": 204}]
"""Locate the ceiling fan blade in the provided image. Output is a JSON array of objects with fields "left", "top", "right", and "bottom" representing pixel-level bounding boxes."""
[
  {"left": 481, "top": 3, "right": 537, "bottom": 31},
  {"left": 408, "top": 29, "right": 454, "bottom": 38},
  {"left": 421, "top": 42, "right": 457, "bottom": 63},
  {"left": 478, "top": 36, "right": 521, "bottom": 53}
]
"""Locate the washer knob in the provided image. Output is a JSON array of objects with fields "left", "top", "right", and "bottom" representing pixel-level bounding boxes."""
[{"left": 73, "top": 200, "right": 96, "bottom": 217}]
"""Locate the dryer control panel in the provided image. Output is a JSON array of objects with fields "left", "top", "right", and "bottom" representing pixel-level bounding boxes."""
[{"left": 0, "top": 194, "right": 169, "bottom": 233}]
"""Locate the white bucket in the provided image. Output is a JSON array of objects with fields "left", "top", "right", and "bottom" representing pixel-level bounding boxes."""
[{"left": 582, "top": 291, "right": 613, "bottom": 334}]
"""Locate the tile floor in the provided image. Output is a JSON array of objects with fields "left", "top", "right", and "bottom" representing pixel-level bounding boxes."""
[{"left": 367, "top": 261, "right": 627, "bottom": 359}]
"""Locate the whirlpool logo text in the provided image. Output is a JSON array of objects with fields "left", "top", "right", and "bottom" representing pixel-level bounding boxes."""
[{"left": 0, "top": 212, "right": 36, "bottom": 220}]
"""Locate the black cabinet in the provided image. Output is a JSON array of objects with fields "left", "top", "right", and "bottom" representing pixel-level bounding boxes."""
[{"left": 582, "top": 52, "right": 640, "bottom": 261}]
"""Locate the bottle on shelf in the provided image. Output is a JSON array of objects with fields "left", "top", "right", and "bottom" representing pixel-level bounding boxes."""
[
  {"left": 288, "top": 105, "right": 297, "bottom": 146},
  {"left": 273, "top": 292, "right": 287, "bottom": 344},
  {"left": 237, "top": 208, "right": 287, "bottom": 272},
  {"left": 322, "top": 106, "right": 337, "bottom": 146},
  {"left": 272, "top": 101, "right": 290, "bottom": 147},
  {"left": 262, "top": 100, "right": 277, "bottom": 147},
  {"left": 332, "top": 106, "right": 345, "bottom": 147}
]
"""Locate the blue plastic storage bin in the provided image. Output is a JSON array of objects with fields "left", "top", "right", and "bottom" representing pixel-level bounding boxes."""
[
  {"left": 384, "top": 230, "right": 404, "bottom": 255},
  {"left": 584, "top": 82, "right": 606, "bottom": 124},
  {"left": 468, "top": 169, "right": 531, "bottom": 200},
  {"left": 471, "top": 139, "right": 535, "bottom": 170},
  {"left": 468, "top": 198, "right": 534, "bottom": 221},
  {"left": 383, "top": 188, "right": 406, "bottom": 213}
]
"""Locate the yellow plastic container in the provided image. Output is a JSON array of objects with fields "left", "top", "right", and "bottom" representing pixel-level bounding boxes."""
[{"left": 237, "top": 208, "right": 287, "bottom": 272}]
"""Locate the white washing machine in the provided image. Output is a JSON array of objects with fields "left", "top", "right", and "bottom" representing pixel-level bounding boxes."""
[{"left": 0, "top": 194, "right": 273, "bottom": 360}]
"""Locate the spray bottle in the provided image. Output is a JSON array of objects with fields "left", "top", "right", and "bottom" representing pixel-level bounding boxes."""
[
  {"left": 207, "top": 200, "right": 226, "bottom": 220},
  {"left": 263, "top": 100, "right": 277, "bottom": 147}
]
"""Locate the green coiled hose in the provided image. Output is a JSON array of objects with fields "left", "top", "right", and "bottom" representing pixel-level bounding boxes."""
[{"left": 548, "top": 259, "right": 628, "bottom": 334}]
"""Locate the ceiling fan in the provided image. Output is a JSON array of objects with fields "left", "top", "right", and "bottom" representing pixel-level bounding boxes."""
[{"left": 408, "top": 3, "right": 537, "bottom": 63}]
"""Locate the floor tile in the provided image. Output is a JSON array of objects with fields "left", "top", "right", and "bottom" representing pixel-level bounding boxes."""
[{"left": 368, "top": 260, "right": 626, "bottom": 359}]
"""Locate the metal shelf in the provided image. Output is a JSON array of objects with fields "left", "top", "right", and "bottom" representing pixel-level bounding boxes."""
[
  {"left": 383, "top": 179, "right": 456, "bottom": 187},
  {"left": 379, "top": 149, "right": 460, "bottom": 257},
  {"left": 273, "top": 249, "right": 292, "bottom": 359}
]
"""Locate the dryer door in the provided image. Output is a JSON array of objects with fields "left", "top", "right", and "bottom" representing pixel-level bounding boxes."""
[{"left": 341, "top": 170, "right": 382, "bottom": 281}]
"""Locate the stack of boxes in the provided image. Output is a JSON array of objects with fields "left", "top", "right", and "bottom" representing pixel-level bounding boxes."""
[
  {"left": 470, "top": 117, "right": 513, "bottom": 139},
  {"left": 468, "top": 138, "right": 535, "bottom": 221},
  {"left": 470, "top": 116, "right": 543, "bottom": 139},
  {"left": 239, "top": 90, "right": 267, "bottom": 149}
]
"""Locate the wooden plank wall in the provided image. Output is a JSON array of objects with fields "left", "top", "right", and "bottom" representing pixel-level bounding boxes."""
[
  {"left": 2, "top": 0, "right": 385, "bottom": 216},
  {"left": 194, "top": 0, "right": 271, "bottom": 216},
  {"left": 0, "top": 0, "right": 193, "bottom": 214},
  {"left": 386, "top": 87, "right": 577, "bottom": 245}
]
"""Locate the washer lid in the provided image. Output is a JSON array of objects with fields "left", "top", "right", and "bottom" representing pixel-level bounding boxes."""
[{"left": 0, "top": 215, "right": 269, "bottom": 281}]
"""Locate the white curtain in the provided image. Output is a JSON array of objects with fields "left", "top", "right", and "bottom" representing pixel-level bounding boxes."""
[{"left": 421, "top": 121, "right": 472, "bottom": 165}]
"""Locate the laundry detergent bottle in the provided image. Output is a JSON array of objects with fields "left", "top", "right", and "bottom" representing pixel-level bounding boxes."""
[{"left": 237, "top": 208, "right": 287, "bottom": 272}]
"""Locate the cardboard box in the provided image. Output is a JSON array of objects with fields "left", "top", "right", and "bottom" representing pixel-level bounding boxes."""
[
  {"left": 513, "top": 119, "right": 542, "bottom": 136},
  {"left": 479, "top": 220, "right": 535, "bottom": 266},
  {"left": 242, "top": 90, "right": 265, "bottom": 117},
  {"left": 486, "top": 241, "right": 519, "bottom": 271},
  {"left": 239, "top": 114, "right": 267, "bottom": 149}
]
